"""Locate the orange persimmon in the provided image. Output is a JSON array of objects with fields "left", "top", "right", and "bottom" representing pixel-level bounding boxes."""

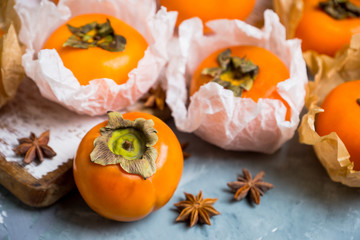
[
  {"left": 43, "top": 14, "right": 148, "bottom": 86},
  {"left": 295, "top": 0, "right": 360, "bottom": 56},
  {"left": 159, "top": 0, "right": 256, "bottom": 28},
  {"left": 315, "top": 80, "right": 360, "bottom": 170},
  {"left": 190, "top": 46, "right": 291, "bottom": 120},
  {"left": 73, "top": 111, "right": 183, "bottom": 221}
]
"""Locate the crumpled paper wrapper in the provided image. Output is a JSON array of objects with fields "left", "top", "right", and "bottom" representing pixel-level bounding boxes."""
[
  {"left": 298, "top": 34, "right": 360, "bottom": 187},
  {"left": 165, "top": 10, "right": 308, "bottom": 154},
  {"left": 15, "top": 0, "right": 176, "bottom": 116},
  {"left": 0, "top": 0, "right": 24, "bottom": 108}
]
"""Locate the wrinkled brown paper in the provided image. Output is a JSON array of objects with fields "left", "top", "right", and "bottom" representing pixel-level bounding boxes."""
[
  {"left": 298, "top": 34, "right": 360, "bottom": 187},
  {"left": 0, "top": 0, "right": 24, "bottom": 108},
  {"left": 273, "top": 0, "right": 303, "bottom": 39}
]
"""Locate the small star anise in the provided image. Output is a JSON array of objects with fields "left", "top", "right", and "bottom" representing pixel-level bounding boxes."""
[
  {"left": 174, "top": 191, "right": 220, "bottom": 227},
  {"left": 227, "top": 168, "right": 274, "bottom": 205},
  {"left": 181, "top": 142, "right": 191, "bottom": 159},
  {"left": 143, "top": 85, "right": 166, "bottom": 110},
  {"left": 13, "top": 130, "right": 56, "bottom": 164}
]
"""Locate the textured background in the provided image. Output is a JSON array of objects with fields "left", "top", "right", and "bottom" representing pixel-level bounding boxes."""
[{"left": 1, "top": 120, "right": 360, "bottom": 240}]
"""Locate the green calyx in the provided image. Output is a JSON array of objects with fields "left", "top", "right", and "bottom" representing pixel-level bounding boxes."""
[
  {"left": 63, "top": 19, "right": 126, "bottom": 52},
  {"left": 319, "top": 0, "right": 360, "bottom": 19},
  {"left": 90, "top": 111, "right": 158, "bottom": 179},
  {"left": 201, "top": 49, "right": 259, "bottom": 97}
]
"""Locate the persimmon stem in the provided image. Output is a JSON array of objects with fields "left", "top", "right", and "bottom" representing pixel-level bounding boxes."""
[
  {"left": 108, "top": 128, "right": 145, "bottom": 161},
  {"left": 122, "top": 140, "right": 134, "bottom": 152}
]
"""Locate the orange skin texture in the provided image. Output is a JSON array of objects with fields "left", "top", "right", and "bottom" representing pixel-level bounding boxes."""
[
  {"left": 295, "top": 0, "right": 360, "bottom": 56},
  {"left": 190, "top": 46, "right": 291, "bottom": 121},
  {"left": 73, "top": 112, "right": 183, "bottom": 221},
  {"left": 316, "top": 80, "right": 360, "bottom": 171},
  {"left": 0, "top": 29, "right": 4, "bottom": 38},
  {"left": 43, "top": 14, "right": 148, "bottom": 86},
  {"left": 159, "top": 0, "right": 256, "bottom": 29}
]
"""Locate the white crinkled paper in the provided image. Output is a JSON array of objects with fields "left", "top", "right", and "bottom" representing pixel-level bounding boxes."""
[
  {"left": 165, "top": 10, "right": 308, "bottom": 154},
  {"left": 15, "top": 0, "right": 176, "bottom": 116}
]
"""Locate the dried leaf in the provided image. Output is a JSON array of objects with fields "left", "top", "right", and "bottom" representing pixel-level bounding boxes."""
[{"left": 298, "top": 34, "right": 360, "bottom": 187}]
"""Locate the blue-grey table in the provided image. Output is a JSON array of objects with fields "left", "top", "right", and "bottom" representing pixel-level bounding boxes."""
[{"left": 1, "top": 121, "right": 359, "bottom": 240}]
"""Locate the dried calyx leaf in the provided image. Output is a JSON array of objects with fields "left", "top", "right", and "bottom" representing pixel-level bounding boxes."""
[
  {"left": 201, "top": 49, "right": 259, "bottom": 97},
  {"left": 90, "top": 111, "right": 158, "bottom": 179},
  {"left": 319, "top": 0, "right": 360, "bottom": 19},
  {"left": 63, "top": 19, "right": 126, "bottom": 52}
]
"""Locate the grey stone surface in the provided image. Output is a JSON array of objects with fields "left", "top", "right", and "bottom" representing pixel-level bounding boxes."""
[{"left": 1, "top": 122, "right": 360, "bottom": 240}]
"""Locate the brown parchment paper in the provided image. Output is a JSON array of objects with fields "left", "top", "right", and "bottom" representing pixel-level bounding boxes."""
[
  {"left": 0, "top": 0, "right": 24, "bottom": 108},
  {"left": 273, "top": 0, "right": 303, "bottom": 39},
  {"left": 298, "top": 34, "right": 360, "bottom": 187}
]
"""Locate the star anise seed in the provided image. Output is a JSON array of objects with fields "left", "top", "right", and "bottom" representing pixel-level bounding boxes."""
[
  {"left": 181, "top": 142, "right": 191, "bottom": 159},
  {"left": 174, "top": 191, "right": 220, "bottom": 227},
  {"left": 13, "top": 130, "right": 56, "bottom": 164},
  {"left": 227, "top": 168, "right": 274, "bottom": 205},
  {"left": 143, "top": 85, "right": 166, "bottom": 110}
]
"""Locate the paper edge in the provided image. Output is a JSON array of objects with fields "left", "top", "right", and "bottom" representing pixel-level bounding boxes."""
[
  {"left": 298, "top": 34, "right": 360, "bottom": 187},
  {"left": 165, "top": 10, "right": 308, "bottom": 153},
  {"left": 16, "top": 0, "right": 176, "bottom": 116}
]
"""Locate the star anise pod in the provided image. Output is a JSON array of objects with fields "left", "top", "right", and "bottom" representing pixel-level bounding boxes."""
[
  {"left": 227, "top": 168, "right": 274, "bottom": 205},
  {"left": 143, "top": 85, "right": 166, "bottom": 110},
  {"left": 174, "top": 191, "right": 220, "bottom": 227},
  {"left": 13, "top": 130, "right": 57, "bottom": 164},
  {"left": 181, "top": 142, "right": 191, "bottom": 159}
]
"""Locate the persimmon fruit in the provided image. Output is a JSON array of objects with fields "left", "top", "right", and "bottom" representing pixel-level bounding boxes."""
[
  {"left": 295, "top": 0, "right": 360, "bottom": 56},
  {"left": 316, "top": 80, "right": 360, "bottom": 170},
  {"left": 190, "top": 46, "right": 291, "bottom": 120},
  {"left": 43, "top": 14, "right": 148, "bottom": 86},
  {"left": 73, "top": 112, "right": 183, "bottom": 221},
  {"left": 159, "top": 0, "right": 256, "bottom": 28}
]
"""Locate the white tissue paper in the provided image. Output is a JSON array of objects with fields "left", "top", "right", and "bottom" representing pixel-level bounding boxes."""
[
  {"left": 15, "top": 0, "right": 177, "bottom": 116},
  {"left": 165, "top": 10, "right": 308, "bottom": 154}
]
